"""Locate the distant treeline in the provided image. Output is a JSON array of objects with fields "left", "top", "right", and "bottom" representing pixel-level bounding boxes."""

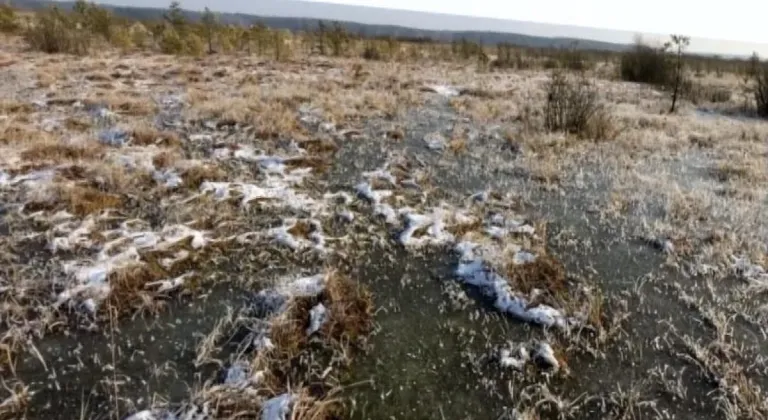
[{"left": 7, "top": 0, "right": 632, "bottom": 52}]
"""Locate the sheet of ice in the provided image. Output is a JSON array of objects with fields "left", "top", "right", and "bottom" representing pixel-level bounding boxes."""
[
  {"left": 532, "top": 341, "right": 560, "bottom": 371},
  {"left": 277, "top": 274, "right": 325, "bottom": 297},
  {"left": 261, "top": 393, "right": 294, "bottom": 420},
  {"left": 98, "top": 128, "right": 129, "bottom": 147},
  {"left": 269, "top": 226, "right": 303, "bottom": 250},
  {"left": 424, "top": 132, "right": 447, "bottom": 151},
  {"left": 499, "top": 343, "right": 530, "bottom": 370},
  {"left": 425, "top": 84, "right": 461, "bottom": 97},
  {"left": 224, "top": 361, "right": 251, "bottom": 387},
  {"left": 153, "top": 169, "right": 183, "bottom": 188},
  {"left": 398, "top": 210, "right": 455, "bottom": 247},
  {"left": 307, "top": 303, "right": 328, "bottom": 335},
  {"left": 355, "top": 182, "right": 392, "bottom": 204},
  {"left": 362, "top": 168, "right": 397, "bottom": 186},
  {"left": 160, "top": 225, "right": 210, "bottom": 249},
  {"left": 512, "top": 251, "right": 537, "bottom": 265},
  {"left": 337, "top": 210, "right": 355, "bottom": 222},
  {"left": 145, "top": 272, "right": 193, "bottom": 293},
  {"left": 374, "top": 203, "right": 398, "bottom": 225}
]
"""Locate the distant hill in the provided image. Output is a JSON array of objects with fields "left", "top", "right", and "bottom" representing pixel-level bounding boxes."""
[{"left": 8, "top": 0, "right": 631, "bottom": 52}]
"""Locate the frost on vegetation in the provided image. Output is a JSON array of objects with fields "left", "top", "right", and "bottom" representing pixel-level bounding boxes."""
[
  {"left": 354, "top": 181, "right": 392, "bottom": 205},
  {"left": 262, "top": 393, "right": 294, "bottom": 420},
  {"left": 499, "top": 341, "right": 560, "bottom": 372},
  {"left": 268, "top": 219, "right": 326, "bottom": 252},
  {"left": 0, "top": 169, "right": 55, "bottom": 189},
  {"left": 732, "top": 255, "right": 767, "bottom": 280},
  {"left": 424, "top": 132, "right": 447, "bottom": 151},
  {"left": 731, "top": 256, "right": 768, "bottom": 293},
  {"left": 125, "top": 404, "right": 209, "bottom": 420},
  {"left": 307, "top": 303, "right": 327, "bottom": 335},
  {"left": 398, "top": 209, "right": 454, "bottom": 247},
  {"left": 199, "top": 181, "right": 319, "bottom": 212},
  {"left": 50, "top": 219, "right": 214, "bottom": 312},
  {"left": 98, "top": 128, "right": 129, "bottom": 147},
  {"left": 423, "top": 84, "right": 461, "bottom": 97},
  {"left": 455, "top": 242, "right": 572, "bottom": 329},
  {"left": 153, "top": 169, "right": 183, "bottom": 188}
]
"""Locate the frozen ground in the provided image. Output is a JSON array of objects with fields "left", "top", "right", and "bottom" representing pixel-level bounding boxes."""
[{"left": 1, "top": 45, "right": 767, "bottom": 420}]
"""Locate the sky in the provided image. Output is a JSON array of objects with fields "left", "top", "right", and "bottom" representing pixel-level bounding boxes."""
[
  {"left": 311, "top": 0, "right": 768, "bottom": 45},
  {"left": 88, "top": 0, "right": 768, "bottom": 56}
]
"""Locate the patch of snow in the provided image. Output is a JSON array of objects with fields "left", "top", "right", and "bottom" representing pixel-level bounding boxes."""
[
  {"left": 99, "top": 128, "right": 130, "bottom": 147},
  {"left": 424, "top": 132, "right": 447, "bottom": 151},
  {"left": 277, "top": 274, "right": 325, "bottom": 297},
  {"left": 153, "top": 169, "right": 183, "bottom": 188},
  {"left": 455, "top": 250, "right": 569, "bottom": 329},
  {"left": 425, "top": 84, "right": 461, "bottom": 97},
  {"left": 307, "top": 303, "right": 328, "bottom": 335},
  {"left": 262, "top": 393, "right": 294, "bottom": 420}
]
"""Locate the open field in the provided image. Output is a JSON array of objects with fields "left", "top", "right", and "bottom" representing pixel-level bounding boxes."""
[{"left": 0, "top": 26, "right": 767, "bottom": 420}]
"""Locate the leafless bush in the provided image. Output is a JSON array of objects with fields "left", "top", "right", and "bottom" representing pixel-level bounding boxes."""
[
  {"left": 750, "top": 55, "right": 768, "bottom": 118},
  {"left": 620, "top": 39, "right": 670, "bottom": 86},
  {"left": 544, "top": 70, "right": 607, "bottom": 139},
  {"left": 24, "top": 6, "right": 91, "bottom": 54}
]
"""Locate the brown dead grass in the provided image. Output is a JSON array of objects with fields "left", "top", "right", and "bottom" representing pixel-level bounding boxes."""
[
  {"left": 0, "top": 101, "right": 35, "bottom": 115},
  {"left": 151, "top": 150, "right": 180, "bottom": 169},
  {"left": 61, "top": 185, "right": 123, "bottom": 216},
  {"left": 64, "top": 117, "right": 92, "bottom": 132},
  {"left": 132, "top": 127, "right": 182, "bottom": 148},
  {"left": 0, "top": 123, "right": 41, "bottom": 144},
  {"left": 182, "top": 164, "right": 228, "bottom": 189},
  {"left": 101, "top": 96, "right": 158, "bottom": 116},
  {"left": 299, "top": 137, "right": 339, "bottom": 155},
  {"left": 20, "top": 142, "right": 104, "bottom": 163},
  {"left": 322, "top": 271, "right": 374, "bottom": 343},
  {"left": 506, "top": 254, "right": 568, "bottom": 308},
  {"left": 103, "top": 264, "right": 165, "bottom": 317}
]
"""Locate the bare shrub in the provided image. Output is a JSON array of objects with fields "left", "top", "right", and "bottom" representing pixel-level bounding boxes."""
[
  {"left": 750, "top": 55, "right": 768, "bottom": 118},
  {"left": 361, "top": 42, "right": 382, "bottom": 60},
  {"left": 0, "top": 4, "right": 18, "bottom": 33},
  {"left": 620, "top": 39, "right": 670, "bottom": 86},
  {"left": 544, "top": 70, "right": 605, "bottom": 139},
  {"left": 24, "top": 7, "right": 91, "bottom": 54}
]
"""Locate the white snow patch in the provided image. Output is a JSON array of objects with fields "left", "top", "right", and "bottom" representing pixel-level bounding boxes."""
[
  {"left": 307, "top": 303, "right": 328, "bottom": 335},
  {"left": 262, "top": 393, "right": 294, "bottom": 420}
]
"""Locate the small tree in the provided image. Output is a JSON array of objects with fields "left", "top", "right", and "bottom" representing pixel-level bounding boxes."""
[
  {"left": 666, "top": 34, "right": 690, "bottom": 113},
  {"left": 200, "top": 6, "right": 217, "bottom": 54},
  {"left": 749, "top": 53, "right": 768, "bottom": 118},
  {"left": 620, "top": 36, "right": 670, "bottom": 86},
  {"left": 0, "top": 4, "right": 18, "bottom": 33},
  {"left": 326, "top": 22, "right": 348, "bottom": 56},
  {"left": 164, "top": 1, "right": 185, "bottom": 33}
]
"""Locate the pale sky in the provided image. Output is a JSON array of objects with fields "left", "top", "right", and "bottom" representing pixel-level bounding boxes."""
[
  {"left": 88, "top": 0, "right": 768, "bottom": 56},
  {"left": 311, "top": 0, "right": 768, "bottom": 45}
]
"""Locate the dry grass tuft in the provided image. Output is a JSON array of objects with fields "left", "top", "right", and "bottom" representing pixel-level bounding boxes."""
[
  {"left": 322, "top": 271, "right": 375, "bottom": 343},
  {"left": 151, "top": 150, "right": 180, "bottom": 169},
  {"left": 63, "top": 117, "right": 92, "bottom": 132},
  {"left": 0, "top": 123, "right": 42, "bottom": 144},
  {"left": 61, "top": 185, "right": 123, "bottom": 216},
  {"left": 506, "top": 254, "right": 568, "bottom": 308},
  {"left": 182, "top": 164, "right": 228, "bottom": 189},
  {"left": 104, "top": 96, "right": 158, "bottom": 116},
  {"left": 132, "top": 127, "right": 182, "bottom": 147},
  {"left": 299, "top": 137, "right": 339, "bottom": 155},
  {"left": 0, "top": 101, "right": 35, "bottom": 115},
  {"left": 20, "top": 142, "right": 103, "bottom": 162},
  {"left": 104, "top": 264, "right": 165, "bottom": 316}
]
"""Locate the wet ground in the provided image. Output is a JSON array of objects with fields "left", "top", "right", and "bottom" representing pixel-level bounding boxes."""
[{"left": 5, "top": 77, "right": 768, "bottom": 420}]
